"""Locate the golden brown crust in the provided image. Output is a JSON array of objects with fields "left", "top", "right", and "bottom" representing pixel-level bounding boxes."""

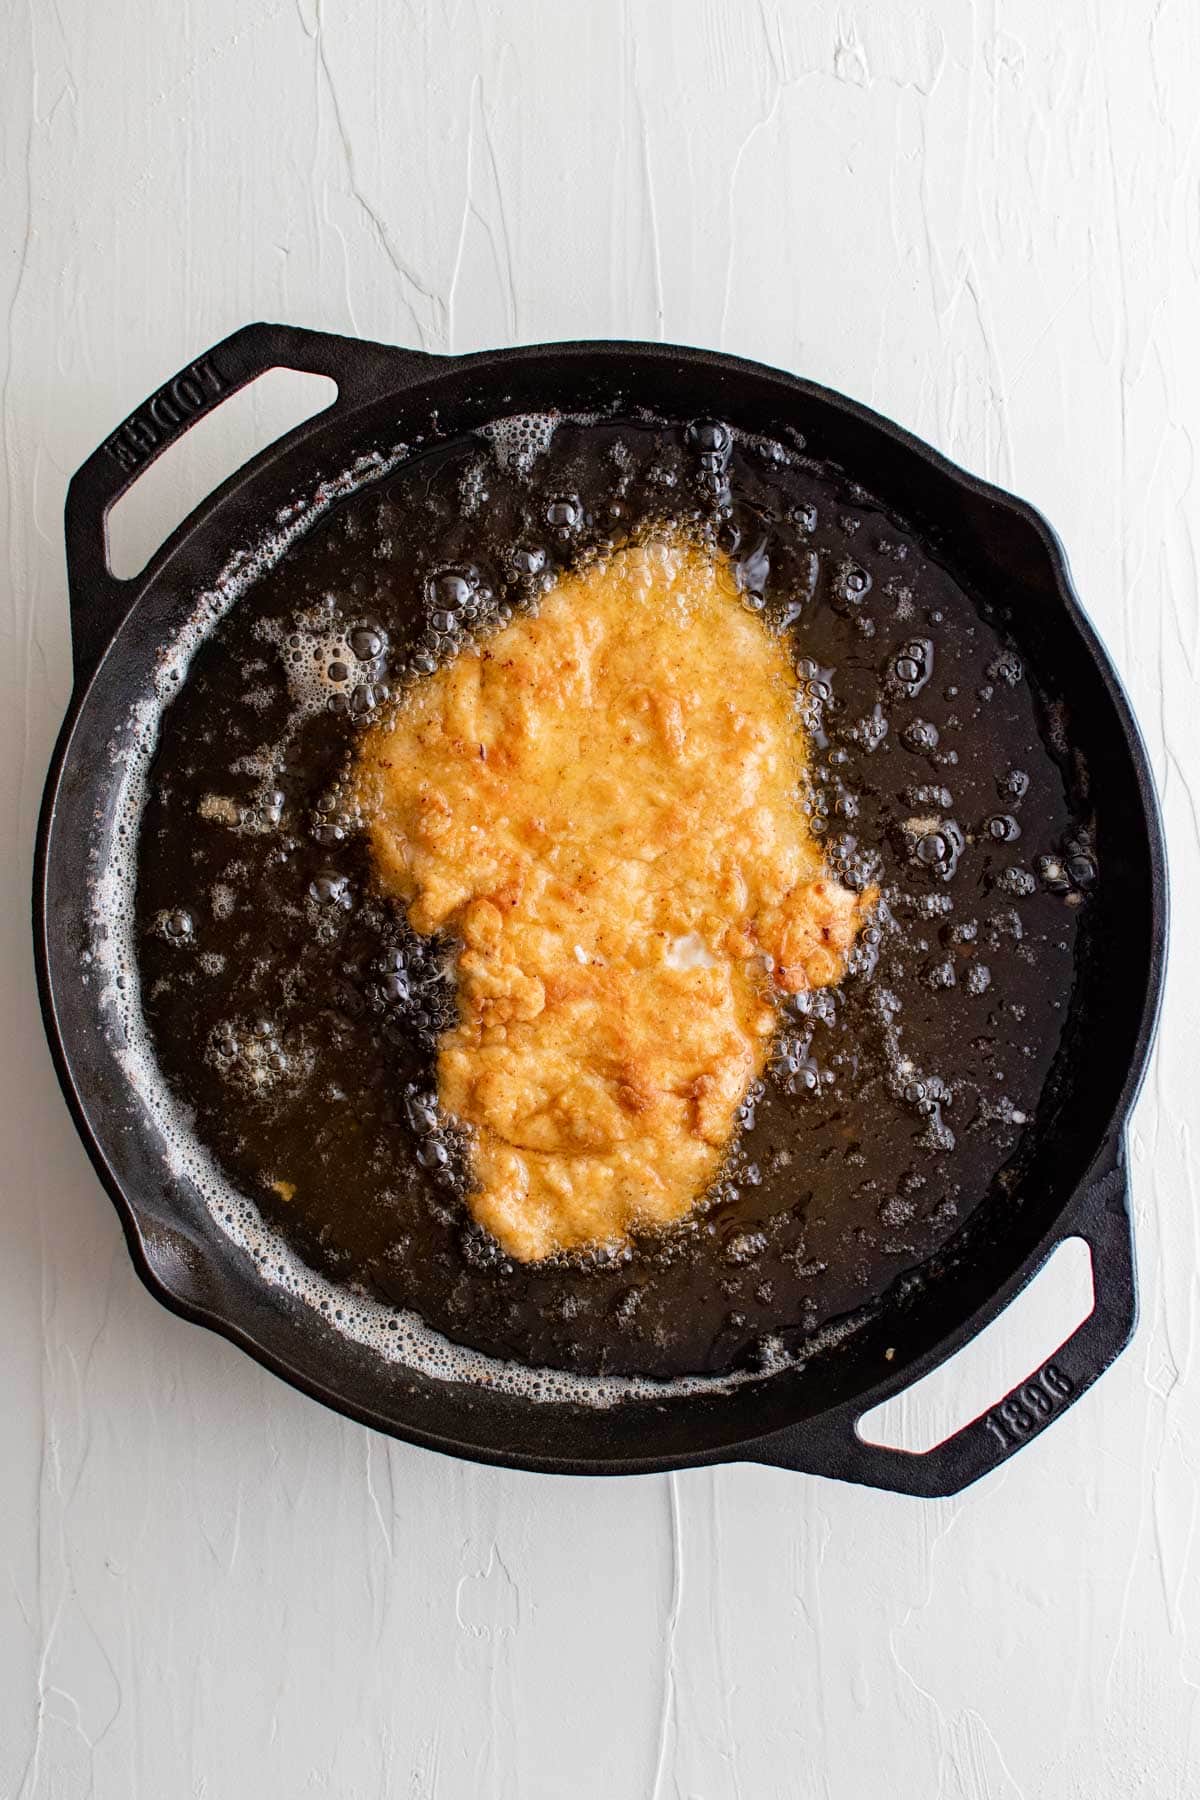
[{"left": 355, "top": 535, "right": 871, "bottom": 1262}]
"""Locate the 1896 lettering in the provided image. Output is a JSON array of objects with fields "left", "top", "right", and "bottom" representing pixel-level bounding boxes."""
[{"left": 983, "top": 1361, "right": 1074, "bottom": 1451}]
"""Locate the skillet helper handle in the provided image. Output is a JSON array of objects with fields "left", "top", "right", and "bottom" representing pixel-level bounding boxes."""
[
  {"left": 63, "top": 322, "right": 439, "bottom": 689},
  {"left": 749, "top": 1146, "right": 1136, "bottom": 1497}
]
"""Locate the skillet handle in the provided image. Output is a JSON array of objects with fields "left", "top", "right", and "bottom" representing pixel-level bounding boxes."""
[
  {"left": 747, "top": 1147, "right": 1136, "bottom": 1497},
  {"left": 63, "top": 322, "right": 441, "bottom": 689}
]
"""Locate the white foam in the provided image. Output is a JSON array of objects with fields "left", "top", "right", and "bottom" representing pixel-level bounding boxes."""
[
  {"left": 86, "top": 437, "right": 867, "bottom": 1411},
  {"left": 198, "top": 794, "right": 240, "bottom": 825},
  {"left": 267, "top": 613, "right": 381, "bottom": 722},
  {"left": 479, "top": 411, "right": 559, "bottom": 475},
  {"left": 281, "top": 625, "right": 355, "bottom": 714}
]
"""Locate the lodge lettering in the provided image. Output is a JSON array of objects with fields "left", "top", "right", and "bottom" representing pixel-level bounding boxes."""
[{"left": 102, "top": 357, "right": 225, "bottom": 472}]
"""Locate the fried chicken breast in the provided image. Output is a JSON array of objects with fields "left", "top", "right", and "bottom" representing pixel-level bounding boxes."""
[{"left": 355, "top": 535, "right": 871, "bottom": 1261}]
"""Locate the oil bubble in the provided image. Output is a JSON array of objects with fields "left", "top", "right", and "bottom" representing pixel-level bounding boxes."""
[
  {"left": 431, "top": 570, "right": 475, "bottom": 610},
  {"left": 157, "top": 908, "right": 194, "bottom": 943},
  {"left": 833, "top": 560, "right": 872, "bottom": 609},
  {"left": 1036, "top": 854, "right": 1070, "bottom": 894},
  {"left": 850, "top": 707, "right": 889, "bottom": 753},
  {"left": 688, "top": 419, "right": 731, "bottom": 456},
  {"left": 733, "top": 536, "right": 770, "bottom": 601},
  {"left": 404, "top": 1093, "right": 439, "bottom": 1135},
  {"left": 880, "top": 1194, "right": 916, "bottom": 1228},
  {"left": 512, "top": 545, "right": 546, "bottom": 576},
  {"left": 891, "top": 637, "right": 933, "bottom": 696},
  {"left": 989, "top": 652, "right": 1024, "bottom": 686},
  {"left": 987, "top": 909, "right": 1024, "bottom": 947},
  {"left": 309, "top": 869, "right": 351, "bottom": 907},
  {"left": 205, "top": 1016, "right": 314, "bottom": 1096},
  {"left": 312, "top": 812, "right": 350, "bottom": 845},
  {"left": 905, "top": 784, "right": 953, "bottom": 810},
  {"left": 910, "top": 819, "right": 964, "bottom": 880},
  {"left": 996, "top": 865, "right": 1036, "bottom": 898},
  {"left": 902, "top": 718, "right": 940, "bottom": 755},
  {"left": 723, "top": 1228, "right": 767, "bottom": 1266},
  {"left": 789, "top": 548, "right": 820, "bottom": 611},
  {"left": 350, "top": 626, "right": 385, "bottom": 660}
]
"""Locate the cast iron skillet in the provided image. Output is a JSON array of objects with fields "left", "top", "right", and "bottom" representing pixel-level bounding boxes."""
[{"left": 34, "top": 324, "right": 1167, "bottom": 1494}]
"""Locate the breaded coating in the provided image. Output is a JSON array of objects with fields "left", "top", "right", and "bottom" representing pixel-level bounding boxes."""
[{"left": 356, "top": 536, "right": 872, "bottom": 1260}]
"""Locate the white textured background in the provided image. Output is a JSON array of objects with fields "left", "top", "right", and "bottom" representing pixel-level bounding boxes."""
[{"left": 3, "top": 2, "right": 1197, "bottom": 1795}]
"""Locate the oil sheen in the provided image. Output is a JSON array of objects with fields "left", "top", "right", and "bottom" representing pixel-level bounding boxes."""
[{"left": 132, "top": 410, "right": 1091, "bottom": 1380}]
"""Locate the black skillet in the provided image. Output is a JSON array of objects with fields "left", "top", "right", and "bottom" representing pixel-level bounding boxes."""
[{"left": 33, "top": 324, "right": 1167, "bottom": 1494}]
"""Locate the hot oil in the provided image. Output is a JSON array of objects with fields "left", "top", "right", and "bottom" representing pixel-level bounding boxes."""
[{"left": 133, "top": 413, "right": 1090, "bottom": 1380}]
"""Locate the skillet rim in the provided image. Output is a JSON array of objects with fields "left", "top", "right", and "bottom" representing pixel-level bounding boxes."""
[{"left": 33, "top": 328, "right": 1169, "bottom": 1481}]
